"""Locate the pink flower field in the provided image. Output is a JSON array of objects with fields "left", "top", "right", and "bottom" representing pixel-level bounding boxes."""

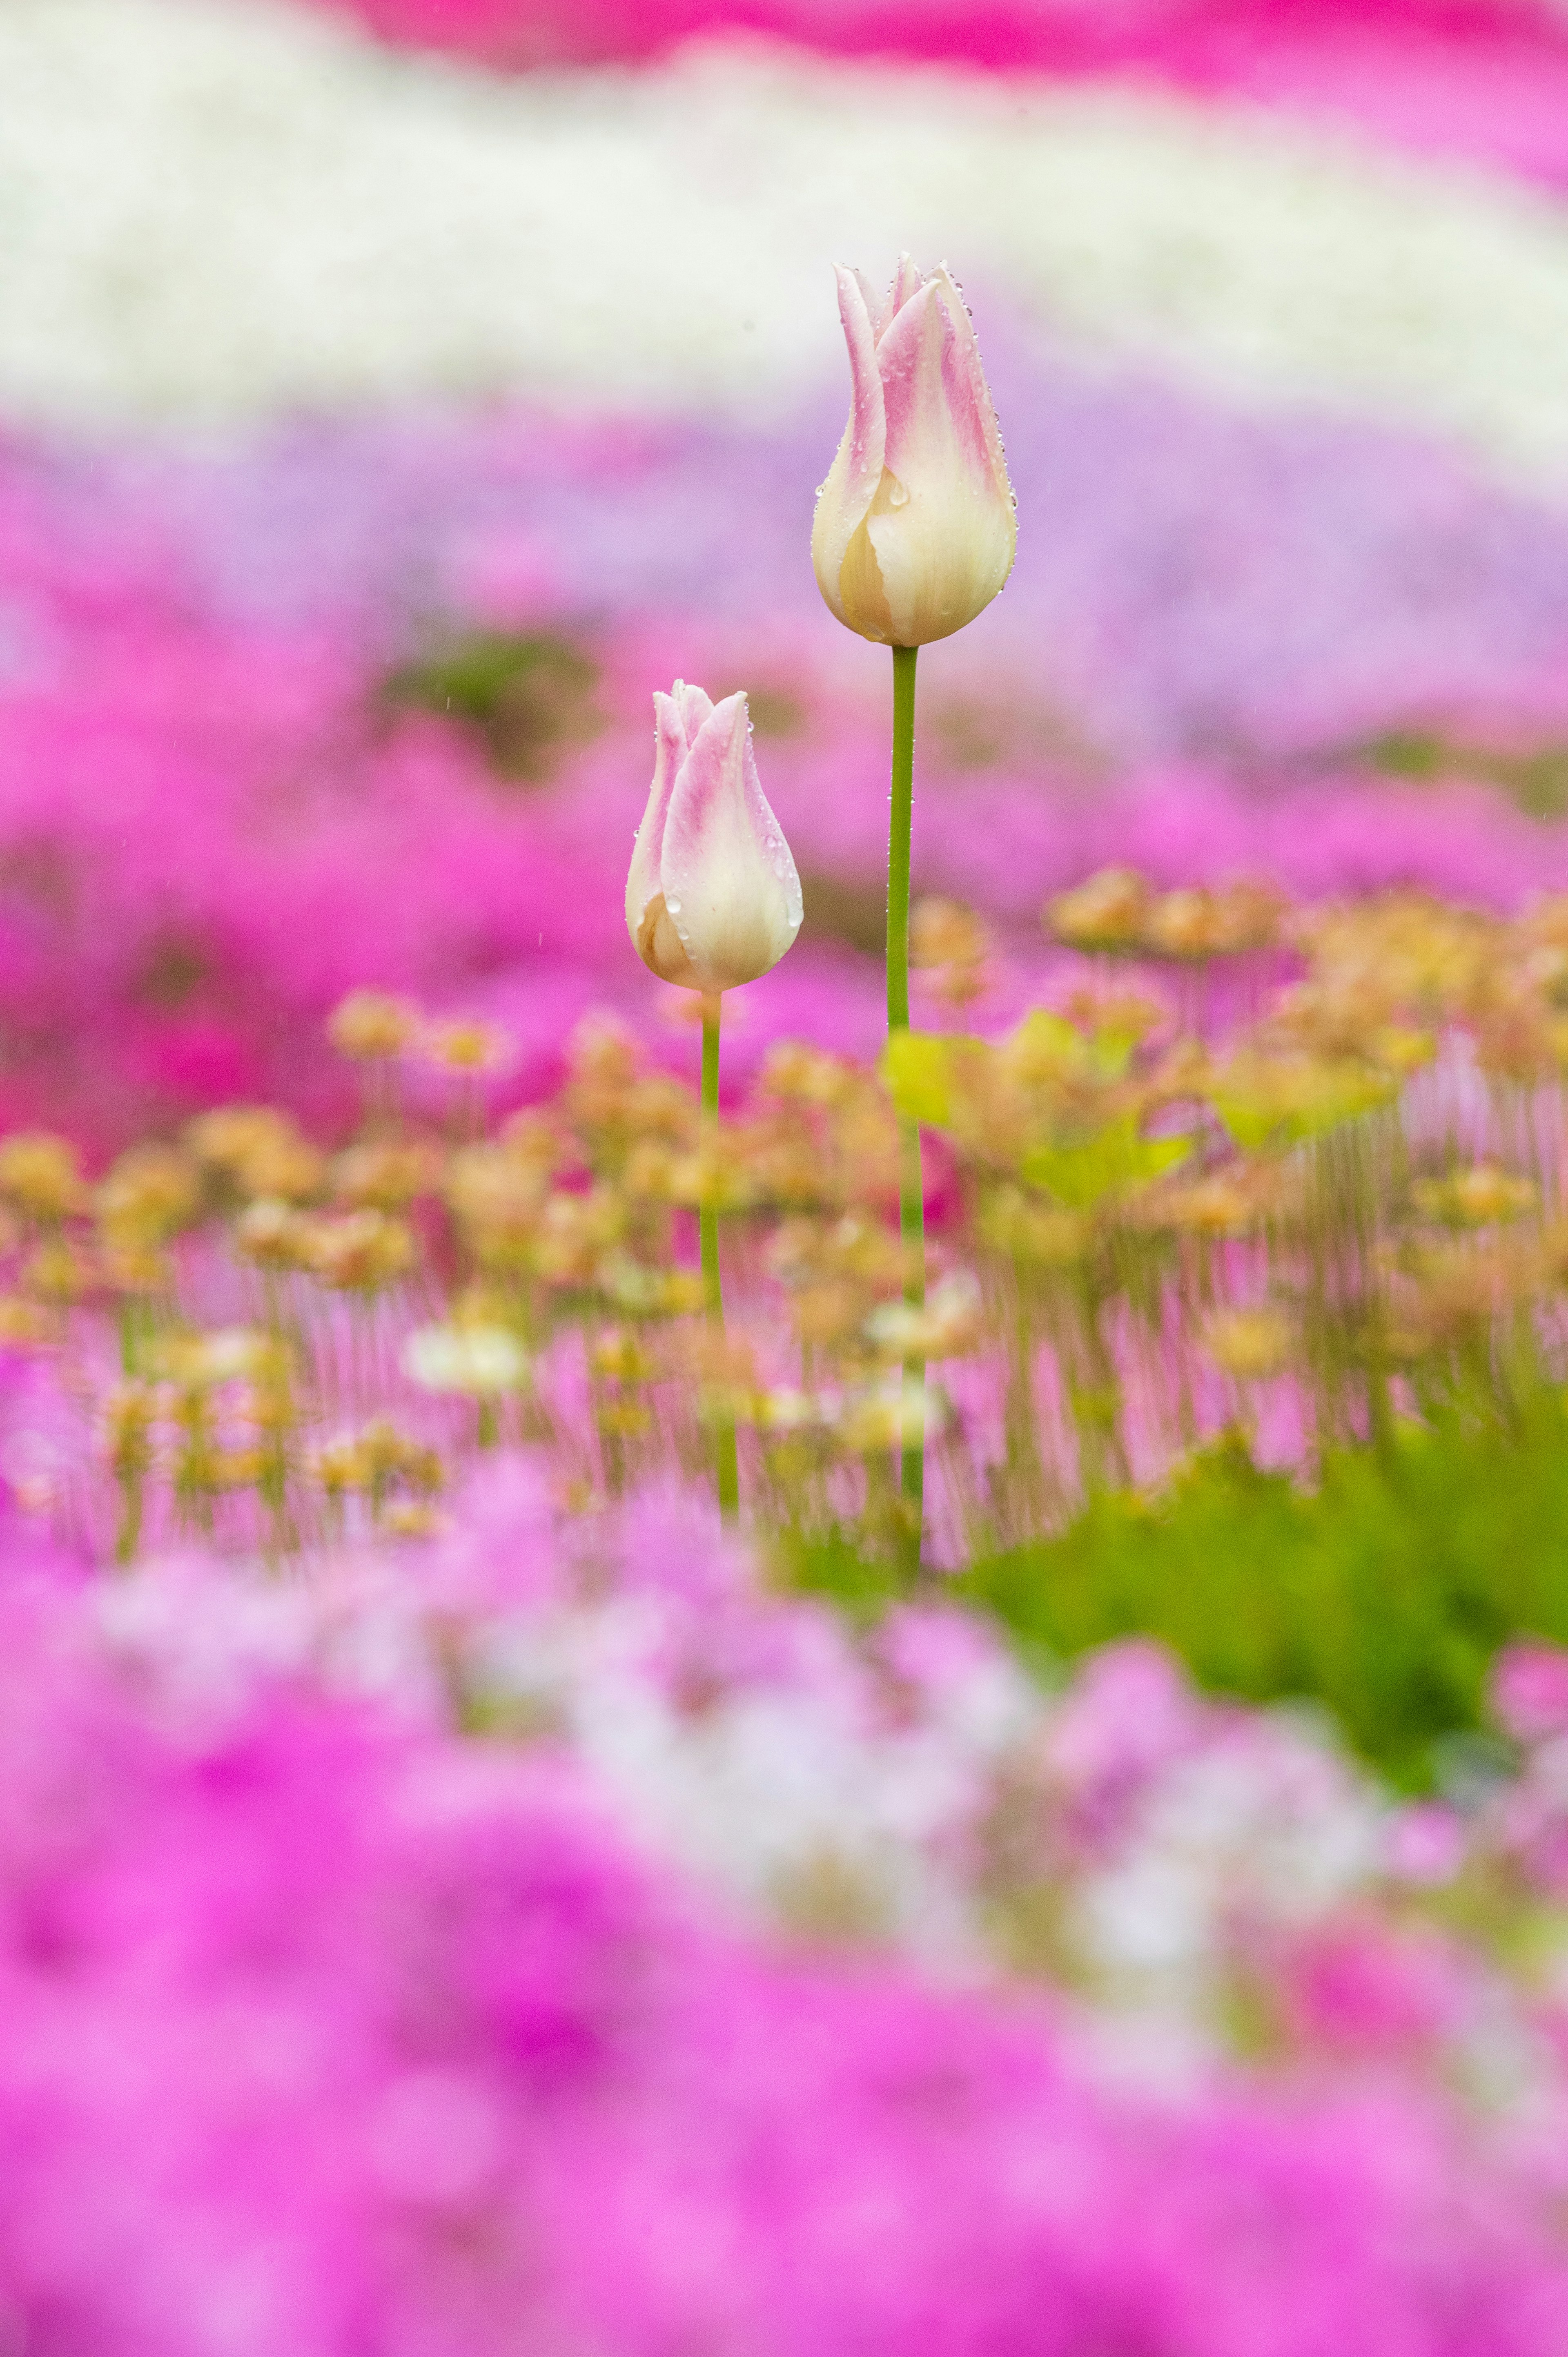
[{"left": 8, "top": 0, "right": 1568, "bottom": 2343}]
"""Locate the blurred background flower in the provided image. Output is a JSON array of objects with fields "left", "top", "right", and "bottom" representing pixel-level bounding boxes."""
[{"left": 7, "top": 0, "right": 1568, "bottom": 1141}]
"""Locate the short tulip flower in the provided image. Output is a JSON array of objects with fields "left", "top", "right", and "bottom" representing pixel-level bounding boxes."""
[
  {"left": 812, "top": 257, "right": 1016, "bottom": 649},
  {"left": 627, "top": 683, "right": 802, "bottom": 995},
  {"left": 627, "top": 680, "right": 800, "bottom": 1525}
]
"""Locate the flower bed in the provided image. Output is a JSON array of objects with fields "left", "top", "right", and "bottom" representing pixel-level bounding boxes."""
[{"left": 7, "top": 0, "right": 1568, "bottom": 2330}]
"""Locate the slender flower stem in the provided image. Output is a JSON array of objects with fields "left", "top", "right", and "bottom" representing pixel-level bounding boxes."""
[
  {"left": 700, "top": 992, "right": 740, "bottom": 1523},
  {"left": 888, "top": 643, "right": 926, "bottom": 1545}
]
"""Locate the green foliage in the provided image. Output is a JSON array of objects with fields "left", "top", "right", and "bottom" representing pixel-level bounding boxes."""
[
  {"left": 1366, "top": 725, "right": 1568, "bottom": 820},
  {"left": 385, "top": 631, "right": 599, "bottom": 781},
  {"left": 786, "top": 1402, "right": 1568, "bottom": 1788},
  {"left": 956, "top": 1406, "right": 1568, "bottom": 1788},
  {"left": 771, "top": 1526, "right": 906, "bottom": 1624}
]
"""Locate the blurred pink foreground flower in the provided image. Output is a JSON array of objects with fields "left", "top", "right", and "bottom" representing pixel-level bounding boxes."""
[
  {"left": 627, "top": 682, "right": 802, "bottom": 994},
  {"left": 0, "top": 1502, "right": 1564, "bottom": 2355},
  {"left": 1492, "top": 1641, "right": 1568, "bottom": 1744},
  {"left": 813, "top": 256, "right": 1016, "bottom": 649}
]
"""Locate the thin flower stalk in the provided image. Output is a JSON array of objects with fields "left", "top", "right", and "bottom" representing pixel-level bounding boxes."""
[
  {"left": 702, "top": 992, "right": 740, "bottom": 1523},
  {"left": 888, "top": 643, "right": 927, "bottom": 1543}
]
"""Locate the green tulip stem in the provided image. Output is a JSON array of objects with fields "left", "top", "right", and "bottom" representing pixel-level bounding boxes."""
[
  {"left": 701, "top": 991, "right": 740, "bottom": 1523},
  {"left": 888, "top": 643, "right": 926, "bottom": 1544}
]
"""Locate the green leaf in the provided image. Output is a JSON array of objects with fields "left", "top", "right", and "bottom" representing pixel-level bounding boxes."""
[
  {"left": 1020, "top": 1117, "right": 1191, "bottom": 1209},
  {"left": 880, "top": 1032, "right": 977, "bottom": 1128}
]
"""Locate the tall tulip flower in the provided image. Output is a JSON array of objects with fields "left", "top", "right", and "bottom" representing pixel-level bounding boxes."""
[
  {"left": 813, "top": 258, "right": 1016, "bottom": 1559},
  {"left": 811, "top": 258, "right": 1016, "bottom": 651},
  {"left": 628, "top": 682, "right": 801, "bottom": 1521}
]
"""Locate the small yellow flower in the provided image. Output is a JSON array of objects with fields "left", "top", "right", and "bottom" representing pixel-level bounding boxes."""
[
  {"left": 1134, "top": 1166, "right": 1282, "bottom": 1240},
  {"left": 20, "top": 1237, "right": 94, "bottom": 1307},
  {"left": 1410, "top": 1163, "right": 1538, "bottom": 1228},
  {"left": 362, "top": 1422, "right": 444, "bottom": 1496},
  {"left": 98, "top": 1240, "right": 174, "bottom": 1298},
  {"left": 0, "top": 1296, "right": 55, "bottom": 1350},
  {"left": 0, "top": 1133, "right": 86, "bottom": 1223},
  {"left": 312, "top": 1437, "right": 371, "bottom": 1497},
  {"left": 186, "top": 1108, "right": 323, "bottom": 1204},
  {"left": 421, "top": 1019, "right": 514, "bottom": 1077},
  {"left": 760, "top": 1044, "right": 858, "bottom": 1109},
  {"left": 911, "top": 897, "right": 992, "bottom": 1006},
  {"left": 147, "top": 1327, "right": 272, "bottom": 1391},
  {"left": 1142, "top": 881, "right": 1285, "bottom": 961},
  {"left": 234, "top": 1199, "right": 313, "bottom": 1271},
  {"left": 332, "top": 1139, "right": 443, "bottom": 1213},
  {"left": 383, "top": 1501, "right": 443, "bottom": 1541},
  {"left": 977, "top": 1187, "right": 1089, "bottom": 1267},
  {"left": 1201, "top": 1307, "right": 1293, "bottom": 1382},
  {"left": 530, "top": 1189, "right": 625, "bottom": 1287},
  {"left": 327, "top": 990, "right": 421, "bottom": 1062},
  {"left": 303, "top": 1211, "right": 417, "bottom": 1293},
  {"left": 599, "top": 1259, "right": 704, "bottom": 1319},
  {"left": 236, "top": 1132, "right": 326, "bottom": 1206},
  {"left": 1045, "top": 870, "right": 1150, "bottom": 955},
  {"left": 97, "top": 1143, "right": 203, "bottom": 1243},
  {"left": 590, "top": 1329, "right": 655, "bottom": 1385},
  {"left": 187, "top": 1105, "right": 289, "bottom": 1173},
  {"left": 597, "top": 1399, "right": 653, "bottom": 1441},
  {"left": 101, "top": 1383, "right": 156, "bottom": 1478}
]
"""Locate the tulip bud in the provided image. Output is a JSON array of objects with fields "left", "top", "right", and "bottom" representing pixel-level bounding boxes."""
[
  {"left": 627, "top": 682, "right": 803, "bottom": 994},
  {"left": 812, "top": 257, "right": 1016, "bottom": 650}
]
